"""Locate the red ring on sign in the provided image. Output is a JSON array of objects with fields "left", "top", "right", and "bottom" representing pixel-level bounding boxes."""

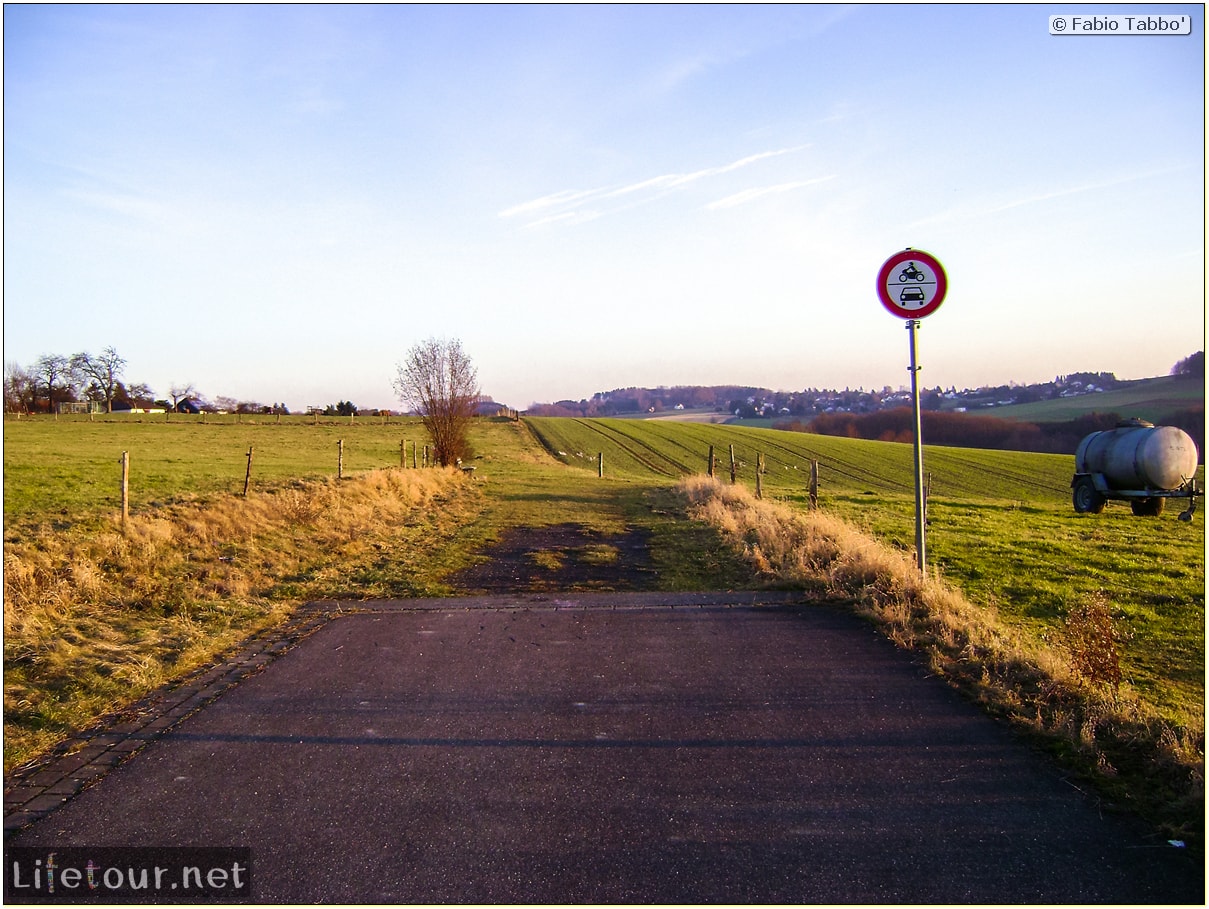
[{"left": 877, "top": 249, "right": 947, "bottom": 318}]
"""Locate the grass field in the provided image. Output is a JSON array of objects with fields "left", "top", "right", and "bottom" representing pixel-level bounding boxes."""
[
  {"left": 6, "top": 413, "right": 1203, "bottom": 718},
  {"left": 3, "top": 413, "right": 426, "bottom": 525},
  {"left": 3, "top": 412, "right": 1204, "bottom": 837},
  {"left": 981, "top": 374, "right": 1204, "bottom": 424},
  {"left": 525, "top": 416, "right": 1205, "bottom": 720}
]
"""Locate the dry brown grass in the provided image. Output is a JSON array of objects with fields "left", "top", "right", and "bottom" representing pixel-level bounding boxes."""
[
  {"left": 4, "top": 467, "right": 476, "bottom": 771},
  {"left": 676, "top": 475, "right": 1204, "bottom": 841}
]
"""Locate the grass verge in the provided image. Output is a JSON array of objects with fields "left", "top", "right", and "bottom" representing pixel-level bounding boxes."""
[
  {"left": 3, "top": 467, "right": 482, "bottom": 771},
  {"left": 676, "top": 475, "right": 1204, "bottom": 844}
]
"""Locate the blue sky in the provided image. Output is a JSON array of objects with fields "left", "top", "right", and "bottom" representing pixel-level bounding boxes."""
[{"left": 4, "top": 3, "right": 1204, "bottom": 411}]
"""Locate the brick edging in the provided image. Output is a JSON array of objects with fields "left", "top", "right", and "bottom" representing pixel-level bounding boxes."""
[{"left": 3, "top": 602, "right": 338, "bottom": 837}]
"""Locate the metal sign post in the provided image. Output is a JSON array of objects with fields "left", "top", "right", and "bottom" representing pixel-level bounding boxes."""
[
  {"left": 877, "top": 249, "right": 948, "bottom": 577},
  {"left": 906, "top": 319, "right": 926, "bottom": 574}
]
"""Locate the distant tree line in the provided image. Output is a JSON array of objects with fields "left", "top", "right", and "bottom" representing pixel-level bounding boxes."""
[
  {"left": 3, "top": 347, "right": 297, "bottom": 416},
  {"left": 1172, "top": 351, "right": 1204, "bottom": 377},
  {"left": 527, "top": 353, "right": 1204, "bottom": 422}
]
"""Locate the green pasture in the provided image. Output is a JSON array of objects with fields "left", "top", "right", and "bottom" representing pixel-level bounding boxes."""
[
  {"left": 4, "top": 413, "right": 1205, "bottom": 720},
  {"left": 3, "top": 413, "right": 428, "bottom": 527}
]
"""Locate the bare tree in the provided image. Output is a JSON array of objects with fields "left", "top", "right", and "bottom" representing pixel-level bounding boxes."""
[
  {"left": 33, "top": 354, "right": 74, "bottom": 413},
  {"left": 167, "top": 382, "right": 196, "bottom": 412},
  {"left": 393, "top": 337, "right": 480, "bottom": 466},
  {"left": 122, "top": 382, "right": 156, "bottom": 408},
  {"left": 70, "top": 346, "right": 127, "bottom": 413},
  {"left": 4, "top": 361, "right": 37, "bottom": 413}
]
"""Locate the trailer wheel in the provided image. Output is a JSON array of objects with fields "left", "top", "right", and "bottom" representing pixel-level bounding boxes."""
[
  {"left": 1131, "top": 497, "right": 1164, "bottom": 517},
  {"left": 1073, "top": 477, "right": 1106, "bottom": 514}
]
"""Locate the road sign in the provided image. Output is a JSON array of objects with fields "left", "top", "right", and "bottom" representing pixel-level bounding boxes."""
[{"left": 877, "top": 249, "right": 947, "bottom": 318}]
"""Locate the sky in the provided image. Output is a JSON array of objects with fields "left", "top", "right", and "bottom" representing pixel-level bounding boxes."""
[{"left": 4, "top": 3, "right": 1204, "bottom": 412}]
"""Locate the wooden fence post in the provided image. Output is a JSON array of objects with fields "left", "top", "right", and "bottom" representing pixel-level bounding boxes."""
[
  {"left": 729, "top": 445, "right": 737, "bottom": 484},
  {"left": 120, "top": 450, "right": 129, "bottom": 532},
  {"left": 708, "top": 445, "right": 715, "bottom": 478},
  {"left": 598, "top": 452, "right": 604, "bottom": 478},
  {"left": 809, "top": 459, "right": 819, "bottom": 509},
  {"left": 756, "top": 452, "right": 764, "bottom": 499},
  {"left": 412, "top": 441, "right": 418, "bottom": 469},
  {"left": 338, "top": 439, "right": 344, "bottom": 479},
  {"left": 400, "top": 440, "right": 406, "bottom": 468},
  {"left": 243, "top": 446, "right": 254, "bottom": 497}
]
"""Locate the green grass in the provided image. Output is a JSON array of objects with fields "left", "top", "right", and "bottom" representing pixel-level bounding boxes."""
[
  {"left": 5, "top": 414, "right": 1204, "bottom": 725},
  {"left": 525, "top": 416, "right": 1205, "bottom": 722},
  {"left": 3, "top": 413, "right": 429, "bottom": 527},
  {"left": 984, "top": 374, "right": 1204, "bottom": 424}
]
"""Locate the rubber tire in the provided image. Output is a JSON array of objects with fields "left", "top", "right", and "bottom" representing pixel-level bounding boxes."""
[
  {"left": 1131, "top": 497, "right": 1165, "bottom": 517},
  {"left": 1073, "top": 477, "right": 1106, "bottom": 514}
]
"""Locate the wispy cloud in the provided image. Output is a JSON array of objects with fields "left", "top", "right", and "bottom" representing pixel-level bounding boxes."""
[
  {"left": 500, "top": 146, "right": 811, "bottom": 228},
  {"left": 906, "top": 166, "right": 1189, "bottom": 230},
  {"left": 706, "top": 175, "right": 836, "bottom": 210},
  {"left": 981, "top": 170, "right": 1172, "bottom": 215}
]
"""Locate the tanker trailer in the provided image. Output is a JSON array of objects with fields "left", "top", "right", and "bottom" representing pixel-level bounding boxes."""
[{"left": 1072, "top": 418, "right": 1201, "bottom": 519}]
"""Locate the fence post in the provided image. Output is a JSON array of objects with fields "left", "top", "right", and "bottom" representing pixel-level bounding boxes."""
[
  {"left": 756, "top": 452, "right": 764, "bottom": 499},
  {"left": 120, "top": 450, "right": 129, "bottom": 532},
  {"left": 598, "top": 452, "right": 604, "bottom": 478},
  {"left": 338, "top": 439, "right": 344, "bottom": 479},
  {"left": 810, "top": 459, "right": 819, "bottom": 509},
  {"left": 708, "top": 445, "right": 715, "bottom": 478},
  {"left": 729, "top": 445, "right": 737, "bottom": 484},
  {"left": 400, "top": 439, "right": 406, "bottom": 468},
  {"left": 412, "top": 441, "right": 418, "bottom": 469},
  {"left": 243, "top": 446, "right": 254, "bottom": 497}
]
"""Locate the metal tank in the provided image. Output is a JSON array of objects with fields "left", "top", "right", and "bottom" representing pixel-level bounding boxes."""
[{"left": 1072, "top": 419, "right": 1201, "bottom": 518}]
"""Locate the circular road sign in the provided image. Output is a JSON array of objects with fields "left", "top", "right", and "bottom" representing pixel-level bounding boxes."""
[{"left": 877, "top": 249, "right": 947, "bottom": 318}]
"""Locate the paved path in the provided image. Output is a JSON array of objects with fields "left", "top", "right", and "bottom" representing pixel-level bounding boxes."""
[{"left": 5, "top": 593, "right": 1202, "bottom": 903}]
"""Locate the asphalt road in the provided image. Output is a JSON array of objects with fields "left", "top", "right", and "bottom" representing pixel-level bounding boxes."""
[{"left": 6, "top": 593, "right": 1202, "bottom": 903}]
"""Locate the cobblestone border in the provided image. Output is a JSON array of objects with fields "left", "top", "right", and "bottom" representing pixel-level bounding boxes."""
[{"left": 3, "top": 602, "right": 338, "bottom": 838}]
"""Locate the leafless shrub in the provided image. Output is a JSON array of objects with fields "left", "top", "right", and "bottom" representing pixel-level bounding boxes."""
[{"left": 1063, "top": 590, "right": 1131, "bottom": 691}]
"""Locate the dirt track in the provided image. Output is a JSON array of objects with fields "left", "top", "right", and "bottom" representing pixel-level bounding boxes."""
[{"left": 449, "top": 522, "right": 657, "bottom": 593}]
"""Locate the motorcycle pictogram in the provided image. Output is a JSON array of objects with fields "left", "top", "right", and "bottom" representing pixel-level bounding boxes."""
[{"left": 898, "top": 262, "right": 927, "bottom": 283}]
